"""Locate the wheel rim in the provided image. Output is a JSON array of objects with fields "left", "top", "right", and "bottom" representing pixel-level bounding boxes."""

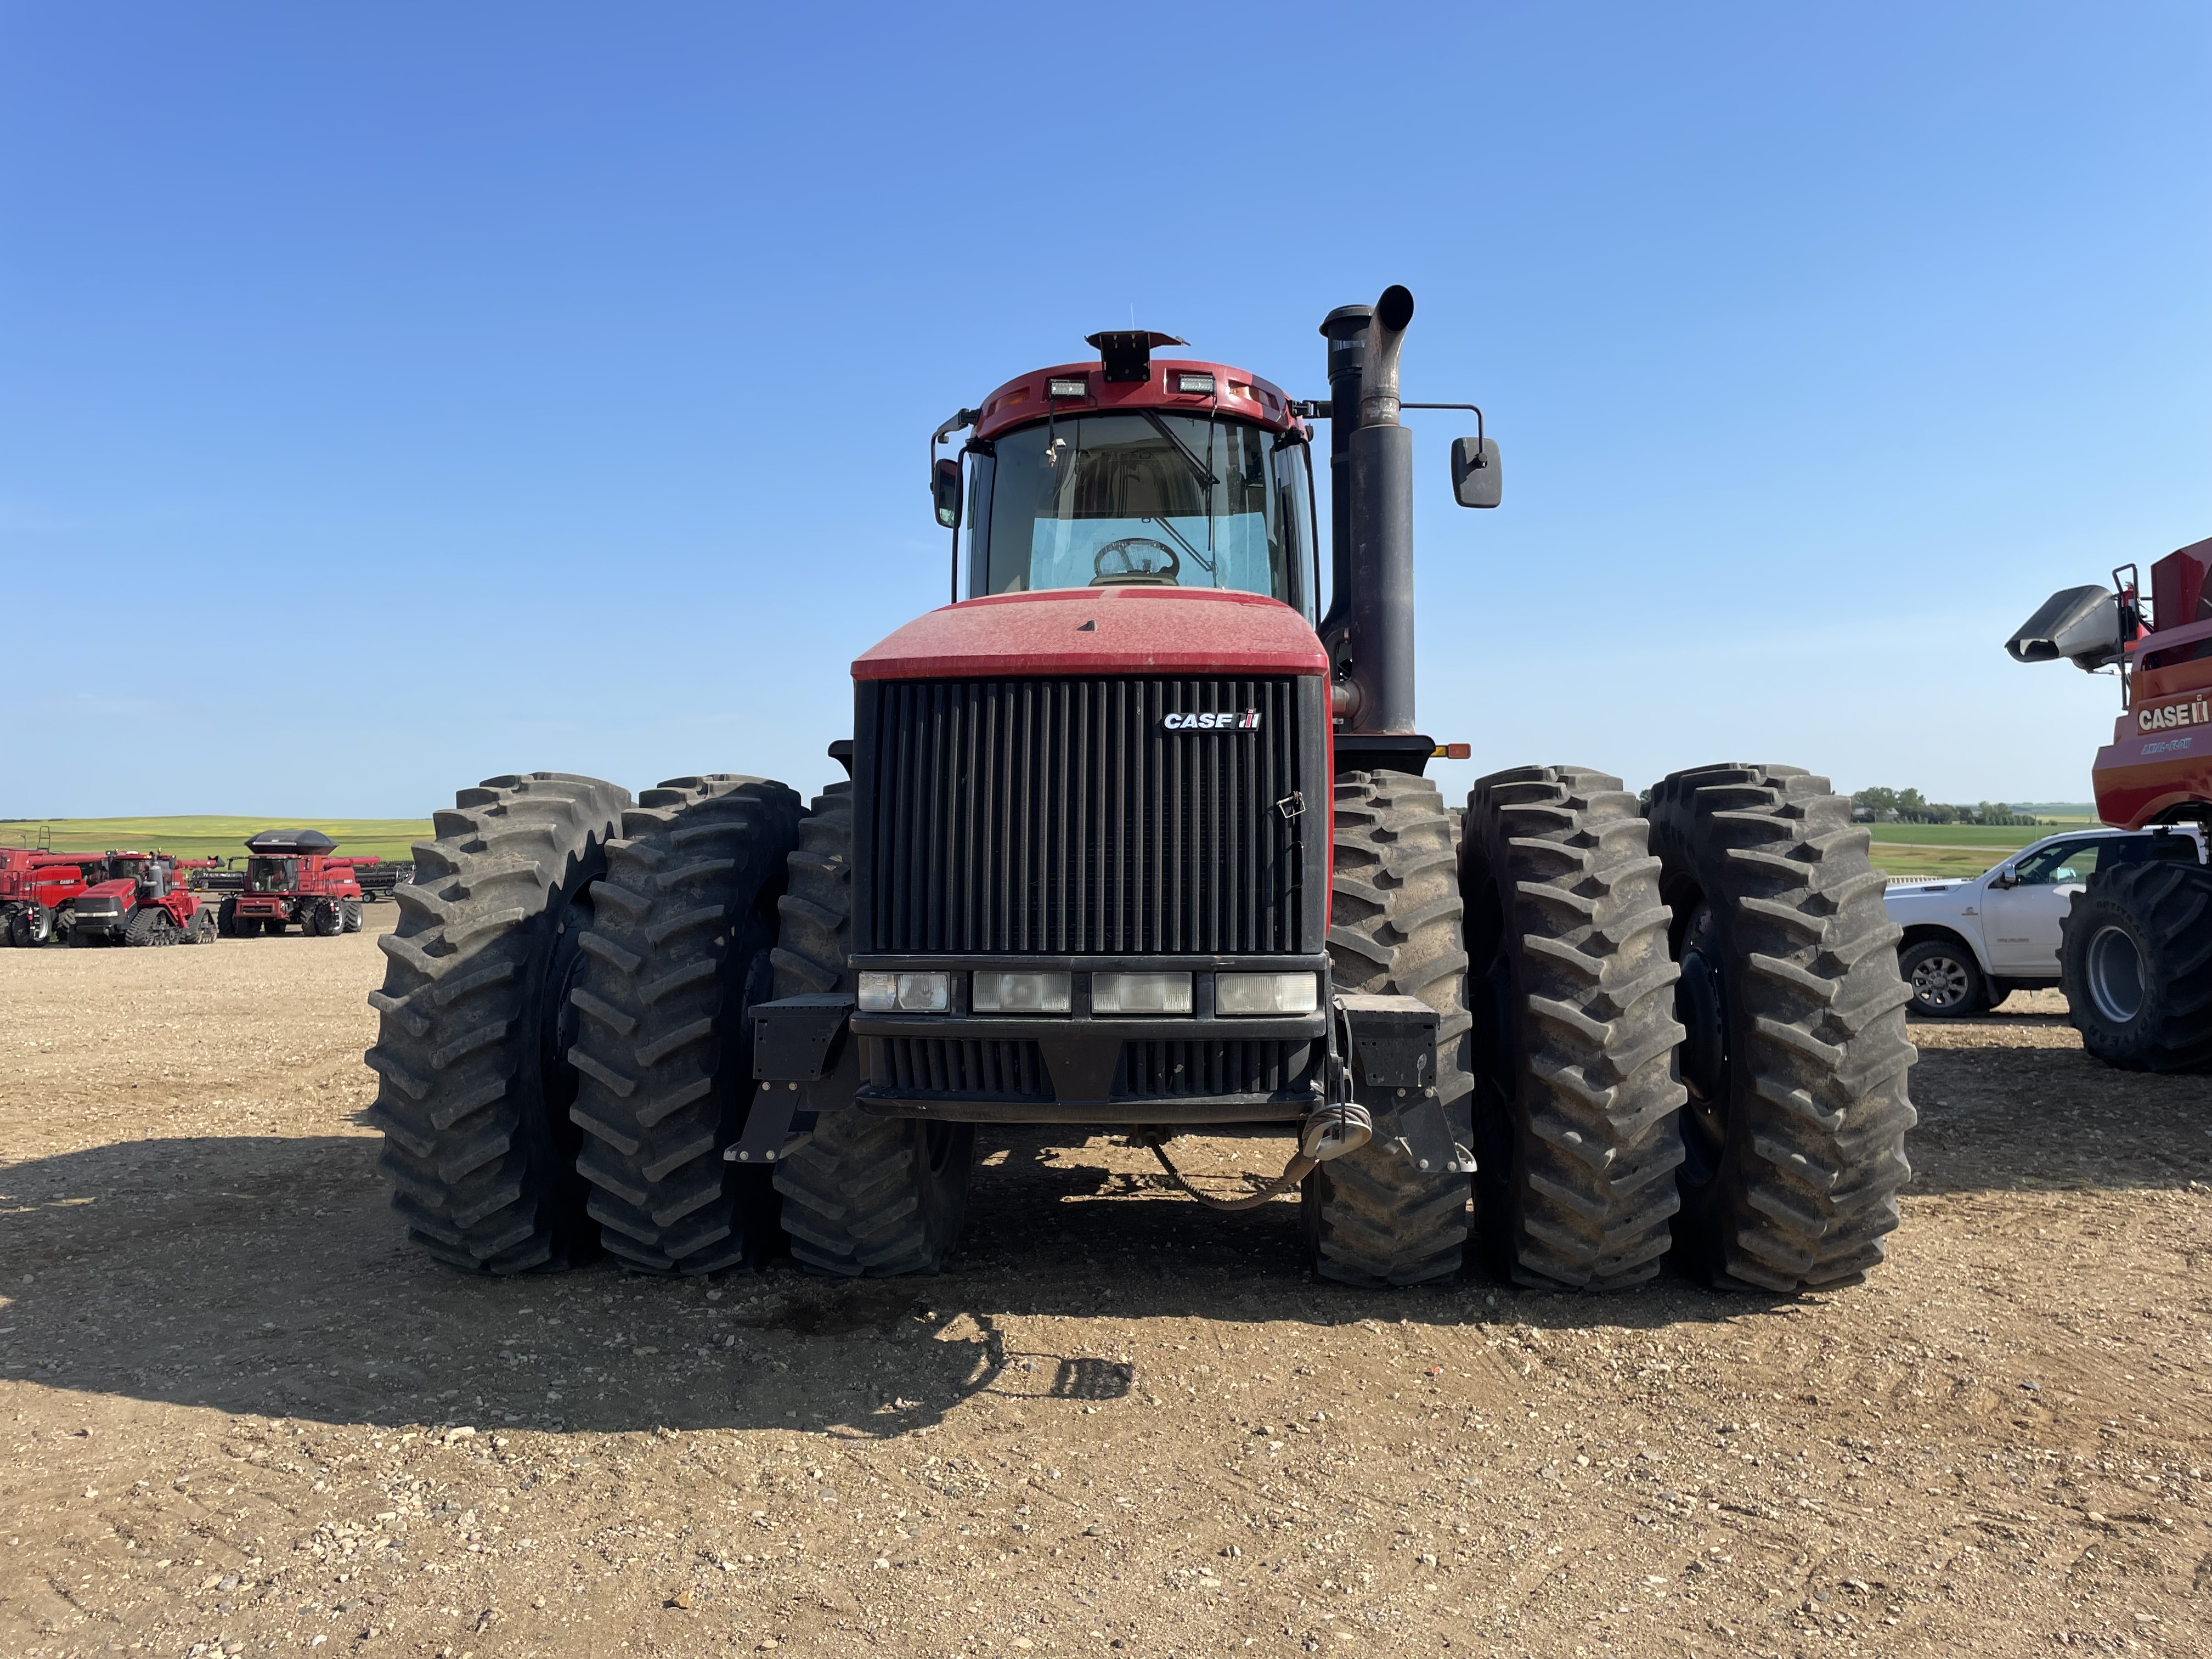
[
  {"left": 2086, "top": 924, "right": 2146, "bottom": 1024},
  {"left": 1909, "top": 952, "right": 1973, "bottom": 1011}
]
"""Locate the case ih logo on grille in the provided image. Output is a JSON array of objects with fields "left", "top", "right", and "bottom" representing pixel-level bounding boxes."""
[{"left": 1162, "top": 709, "right": 1263, "bottom": 732}]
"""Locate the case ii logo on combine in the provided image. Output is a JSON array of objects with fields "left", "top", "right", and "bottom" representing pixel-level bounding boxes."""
[
  {"left": 1162, "top": 709, "right": 1263, "bottom": 732},
  {"left": 2140, "top": 697, "right": 2212, "bottom": 733}
]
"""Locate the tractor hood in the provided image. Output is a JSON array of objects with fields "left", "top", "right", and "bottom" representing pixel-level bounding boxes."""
[{"left": 852, "top": 588, "right": 1328, "bottom": 682}]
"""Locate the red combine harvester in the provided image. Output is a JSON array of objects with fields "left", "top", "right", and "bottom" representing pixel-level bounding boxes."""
[
  {"left": 2008, "top": 535, "right": 2212, "bottom": 1070},
  {"left": 0, "top": 848, "right": 95, "bottom": 946},
  {"left": 219, "top": 830, "right": 371, "bottom": 937},
  {"left": 368, "top": 288, "right": 1915, "bottom": 1289},
  {"left": 69, "top": 851, "right": 218, "bottom": 946}
]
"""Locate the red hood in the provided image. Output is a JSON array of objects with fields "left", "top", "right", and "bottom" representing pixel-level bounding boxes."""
[{"left": 853, "top": 589, "right": 1328, "bottom": 681}]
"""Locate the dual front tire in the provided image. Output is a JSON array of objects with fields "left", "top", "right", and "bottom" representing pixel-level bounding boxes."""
[
  {"left": 1310, "top": 761, "right": 1916, "bottom": 1294},
  {"left": 366, "top": 761, "right": 1917, "bottom": 1293},
  {"left": 363, "top": 771, "right": 965, "bottom": 1279}
]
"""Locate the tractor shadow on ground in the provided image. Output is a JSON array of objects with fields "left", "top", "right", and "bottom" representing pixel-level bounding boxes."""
[{"left": 2, "top": 1034, "right": 2204, "bottom": 1442}]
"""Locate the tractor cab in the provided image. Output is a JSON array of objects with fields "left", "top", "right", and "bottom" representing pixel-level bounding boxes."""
[
  {"left": 947, "top": 344, "right": 1319, "bottom": 614},
  {"left": 246, "top": 856, "right": 300, "bottom": 893}
]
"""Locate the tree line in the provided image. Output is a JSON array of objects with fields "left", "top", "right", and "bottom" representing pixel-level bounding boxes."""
[{"left": 1849, "top": 787, "right": 2040, "bottom": 827}]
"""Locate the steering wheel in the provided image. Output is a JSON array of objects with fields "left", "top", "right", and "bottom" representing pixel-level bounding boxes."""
[{"left": 1091, "top": 537, "right": 1181, "bottom": 585}]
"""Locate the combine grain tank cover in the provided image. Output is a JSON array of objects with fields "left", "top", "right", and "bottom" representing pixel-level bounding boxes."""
[{"left": 245, "top": 829, "right": 338, "bottom": 855}]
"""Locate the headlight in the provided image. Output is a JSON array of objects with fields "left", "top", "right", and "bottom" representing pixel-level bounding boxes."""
[
  {"left": 1091, "top": 972, "right": 1193, "bottom": 1015},
  {"left": 1216, "top": 972, "right": 1321, "bottom": 1016},
  {"left": 857, "top": 971, "right": 951, "bottom": 1013},
  {"left": 973, "top": 971, "right": 1071, "bottom": 1014}
]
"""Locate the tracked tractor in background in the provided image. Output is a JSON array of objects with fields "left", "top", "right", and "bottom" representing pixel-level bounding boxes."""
[
  {"left": 69, "top": 851, "right": 218, "bottom": 946},
  {"left": 367, "top": 287, "right": 1916, "bottom": 1290},
  {"left": 2009, "top": 537, "right": 2212, "bottom": 1070},
  {"left": 218, "top": 829, "right": 373, "bottom": 937}
]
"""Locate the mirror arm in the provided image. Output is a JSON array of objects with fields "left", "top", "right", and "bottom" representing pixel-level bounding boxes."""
[
  {"left": 1399, "top": 401, "right": 1486, "bottom": 454},
  {"left": 933, "top": 408, "right": 980, "bottom": 603}
]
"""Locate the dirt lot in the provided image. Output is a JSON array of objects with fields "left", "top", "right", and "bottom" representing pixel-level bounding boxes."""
[{"left": 3, "top": 914, "right": 2209, "bottom": 1659}]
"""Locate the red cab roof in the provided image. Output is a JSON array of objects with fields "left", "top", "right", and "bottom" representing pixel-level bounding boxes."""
[{"left": 974, "top": 358, "right": 1305, "bottom": 444}]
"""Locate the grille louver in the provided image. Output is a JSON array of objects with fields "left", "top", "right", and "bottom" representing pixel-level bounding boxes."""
[{"left": 859, "top": 675, "right": 1319, "bottom": 955}]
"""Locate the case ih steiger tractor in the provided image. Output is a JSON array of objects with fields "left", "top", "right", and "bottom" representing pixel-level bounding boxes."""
[
  {"left": 0, "top": 848, "right": 94, "bottom": 946},
  {"left": 69, "top": 851, "right": 218, "bottom": 946},
  {"left": 2008, "top": 536, "right": 2212, "bottom": 1070},
  {"left": 366, "top": 287, "right": 1916, "bottom": 1290},
  {"left": 218, "top": 829, "right": 371, "bottom": 937}
]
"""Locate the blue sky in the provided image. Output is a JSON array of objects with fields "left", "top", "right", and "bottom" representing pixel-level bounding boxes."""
[{"left": 3, "top": 2, "right": 2205, "bottom": 819}]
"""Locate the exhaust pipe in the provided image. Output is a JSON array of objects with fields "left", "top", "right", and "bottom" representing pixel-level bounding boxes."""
[{"left": 1341, "top": 285, "right": 1418, "bottom": 734}]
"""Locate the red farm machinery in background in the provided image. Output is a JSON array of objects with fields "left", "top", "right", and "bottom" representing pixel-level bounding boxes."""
[
  {"left": 218, "top": 829, "right": 371, "bottom": 937},
  {"left": 67, "top": 851, "right": 219, "bottom": 946},
  {"left": 0, "top": 848, "right": 96, "bottom": 946},
  {"left": 2009, "top": 535, "right": 2212, "bottom": 1070},
  {"left": 365, "top": 287, "right": 1915, "bottom": 1293}
]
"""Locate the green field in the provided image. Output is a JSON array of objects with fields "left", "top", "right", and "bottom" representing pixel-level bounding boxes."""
[
  {"left": 0, "top": 816, "right": 433, "bottom": 865},
  {"left": 1865, "top": 815, "right": 2099, "bottom": 879},
  {"left": 0, "top": 812, "right": 2103, "bottom": 882}
]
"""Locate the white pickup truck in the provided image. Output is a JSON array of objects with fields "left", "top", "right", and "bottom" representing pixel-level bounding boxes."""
[{"left": 1884, "top": 827, "right": 2205, "bottom": 1016}]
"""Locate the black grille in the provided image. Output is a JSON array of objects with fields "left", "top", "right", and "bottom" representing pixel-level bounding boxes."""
[
  {"left": 858, "top": 676, "right": 1318, "bottom": 954},
  {"left": 1116, "top": 1040, "right": 1316, "bottom": 1099},
  {"left": 868, "top": 1036, "right": 1050, "bottom": 1099}
]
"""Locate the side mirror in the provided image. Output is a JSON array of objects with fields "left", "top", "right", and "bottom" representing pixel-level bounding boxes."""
[
  {"left": 1451, "top": 436, "right": 1501, "bottom": 509},
  {"left": 1990, "top": 868, "right": 2017, "bottom": 889},
  {"left": 932, "top": 456, "right": 963, "bottom": 529}
]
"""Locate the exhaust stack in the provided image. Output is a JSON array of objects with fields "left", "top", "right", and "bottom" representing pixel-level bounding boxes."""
[{"left": 1339, "top": 285, "right": 1419, "bottom": 735}]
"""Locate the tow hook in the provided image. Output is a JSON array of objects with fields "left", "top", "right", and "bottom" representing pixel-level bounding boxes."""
[{"left": 1300, "top": 1101, "right": 1373, "bottom": 1161}]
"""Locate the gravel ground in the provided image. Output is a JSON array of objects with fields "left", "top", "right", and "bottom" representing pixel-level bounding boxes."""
[{"left": 2, "top": 919, "right": 2208, "bottom": 1659}]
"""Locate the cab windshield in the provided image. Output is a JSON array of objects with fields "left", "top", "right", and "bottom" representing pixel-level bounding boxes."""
[
  {"left": 967, "top": 413, "right": 1314, "bottom": 614},
  {"left": 247, "top": 857, "right": 298, "bottom": 893}
]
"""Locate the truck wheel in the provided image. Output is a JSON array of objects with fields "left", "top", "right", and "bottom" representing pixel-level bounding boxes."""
[
  {"left": 366, "top": 772, "right": 630, "bottom": 1274},
  {"left": 1897, "top": 939, "right": 1988, "bottom": 1018},
  {"left": 2060, "top": 859, "right": 2212, "bottom": 1072},
  {"left": 26, "top": 905, "right": 55, "bottom": 946},
  {"left": 567, "top": 775, "right": 803, "bottom": 1274},
  {"left": 217, "top": 898, "right": 238, "bottom": 938},
  {"left": 126, "top": 908, "right": 180, "bottom": 946},
  {"left": 341, "top": 899, "right": 363, "bottom": 933},
  {"left": 0, "top": 909, "right": 17, "bottom": 947},
  {"left": 1648, "top": 764, "right": 1918, "bottom": 1291},
  {"left": 771, "top": 783, "right": 978, "bottom": 1276},
  {"left": 1460, "top": 766, "right": 1686, "bottom": 1290},
  {"left": 303, "top": 900, "right": 335, "bottom": 937},
  {"left": 1302, "top": 771, "right": 1475, "bottom": 1288}
]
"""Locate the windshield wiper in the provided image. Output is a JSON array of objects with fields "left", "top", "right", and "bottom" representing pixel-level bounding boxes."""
[
  {"left": 1142, "top": 515, "right": 1215, "bottom": 575},
  {"left": 1139, "top": 410, "right": 1221, "bottom": 582}
]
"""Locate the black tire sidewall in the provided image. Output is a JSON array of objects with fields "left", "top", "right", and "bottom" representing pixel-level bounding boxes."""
[
  {"left": 1660, "top": 888, "right": 1748, "bottom": 1283},
  {"left": 2060, "top": 885, "right": 2171, "bottom": 1069}
]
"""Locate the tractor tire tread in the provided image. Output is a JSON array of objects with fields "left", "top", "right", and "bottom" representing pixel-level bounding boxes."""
[
  {"left": 565, "top": 775, "right": 803, "bottom": 1275},
  {"left": 365, "top": 771, "right": 630, "bottom": 1274}
]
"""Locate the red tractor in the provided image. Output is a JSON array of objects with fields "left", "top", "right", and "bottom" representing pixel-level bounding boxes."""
[
  {"left": 0, "top": 848, "right": 95, "bottom": 946},
  {"left": 367, "top": 288, "right": 1915, "bottom": 1290},
  {"left": 2008, "top": 537, "right": 2212, "bottom": 1069},
  {"left": 69, "top": 851, "right": 218, "bottom": 946},
  {"left": 219, "top": 830, "right": 372, "bottom": 937}
]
